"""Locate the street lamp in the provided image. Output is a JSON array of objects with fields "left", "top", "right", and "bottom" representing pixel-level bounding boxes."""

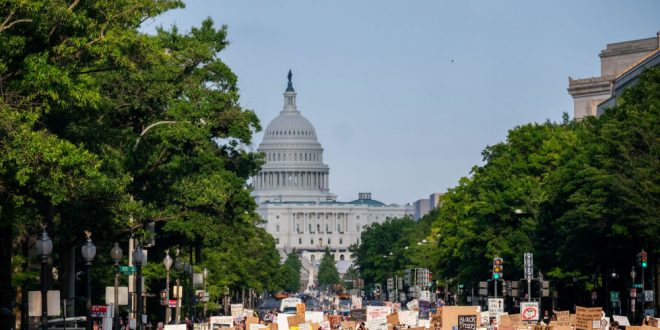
[
  {"left": 81, "top": 232, "right": 96, "bottom": 330},
  {"left": 133, "top": 242, "right": 145, "bottom": 330},
  {"left": 36, "top": 230, "right": 53, "bottom": 330},
  {"left": 631, "top": 266, "right": 637, "bottom": 324},
  {"left": 174, "top": 248, "right": 182, "bottom": 324},
  {"left": 163, "top": 250, "right": 173, "bottom": 324},
  {"left": 111, "top": 243, "right": 123, "bottom": 330},
  {"left": 203, "top": 268, "right": 209, "bottom": 319}
]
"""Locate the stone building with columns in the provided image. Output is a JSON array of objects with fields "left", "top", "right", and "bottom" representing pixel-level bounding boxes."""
[{"left": 251, "top": 71, "right": 406, "bottom": 289}]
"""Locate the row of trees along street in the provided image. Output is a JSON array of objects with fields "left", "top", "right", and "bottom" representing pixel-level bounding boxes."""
[
  {"left": 351, "top": 67, "right": 659, "bottom": 314},
  {"left": 0, "top": 1, "right": 293, "bottom": 328}
]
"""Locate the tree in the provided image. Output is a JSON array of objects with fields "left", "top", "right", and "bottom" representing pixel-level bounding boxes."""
[
  {"left": 282, "top": 251, "right": 302, "bottom": 292},
  {"left": 318, "top": 248, "right": 340, "bottom": 287},
  {"left": 0, "top": 0, "right": 279, "bottom": 325}
]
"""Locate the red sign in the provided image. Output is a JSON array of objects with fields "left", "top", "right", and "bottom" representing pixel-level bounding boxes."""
[
  {"left": 91, "top": 305, "right": 107, "bottom": 317},
  {"left": 168, "top": 299, "right": 177, "bottom": 308},
  {"left": 631, "top": 288, "right": 637, "bottom": 298}
]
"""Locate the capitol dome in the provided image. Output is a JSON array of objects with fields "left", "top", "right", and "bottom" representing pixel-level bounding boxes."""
[{"left": 251, "top": 71, "right": 337, "bottom": 203}]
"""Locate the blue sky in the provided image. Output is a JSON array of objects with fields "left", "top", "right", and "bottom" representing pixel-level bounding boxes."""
[{"left": 143, "top": 1, "right": 659, "bottom": 205}]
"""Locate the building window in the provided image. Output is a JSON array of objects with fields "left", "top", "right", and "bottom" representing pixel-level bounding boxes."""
[
  {"left": 275, "top": 238, "right": 279, "bottom": 244},
  {"left": 276, "top": 215, "right": 279, "bottom": 219},
  {"left": 357, "top": 216, "right": 360, "bottom": 219},
  {"left": 337, "top": 224, "right": 340, "bottom": 231},
  {"left": 299, "top": 238, "right": 302, "bottom": 244},
  {"left": 356, "top": 225, "right": 360, "bottom": 232},
  {"left": 317, "top": 224, "right": 321, "bottom": 232},
  {"left": 276, "top": 224, "right": 279, "bottom": 232},
  {"left": 327, "top": 238, "right": 331, "bottom": 244},
  {"left": 318, "top": 238, "right": 323, "bottom": 246},
  {"left": 309, "top": 224, "right": 312, "bottom": 232},
  {"left": 311, "top": 255, "right": 315, "bottom": 262},
  {"left": 340, "top": 255, "right": 345, "bottom": 261},
  {"left": 310, "top": 239, "right": 314, "bottom": 244},
  {"left": 340, "top": 238, "right": 343, "bottom": 245}
]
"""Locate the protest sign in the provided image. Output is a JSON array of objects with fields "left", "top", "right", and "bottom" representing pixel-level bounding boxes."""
[
  {"left": 386, "top": 313, "right": 399, "bottom": 326},
  {"left": 297, "top": 304, "right": 306, "bottom": 316},
  {"left": 430, "top": 308, "right": 442, "bottom": 328},
  {"left": 246, "top": 316, "right": 261, "bottom": 329},
  {"left": 437, "top": 306, "right": 479, "bottom": 330},
  {"left": 407, "top": 299, "right": 419, "bottom": 312},
  {"left": 288, "top": 314, "right": 305, "bottom": 328},
  {"left": 367, "top": 306, "right": 390, "bottom": 320},
  {"left": 365, "top": 317, "right": 387, "bottom": 330},
  {"left": 298, "top": 323, "right": 311, "bottom": 330},
  {"left": 320, "top": 321, "right": 331, "bottom": 330},
  {"left": 351, "top": 309, "right": 367, "bottom": 322},
  {"left": 399, "top": 310, "right": 418, "bottom": 327},
  {"left": 458, "top": 315, "right": 477, "bottom": 330},
  {"left": 342, "top": 321, "right": 357, "bottom": 330},
  {"left": 210, "top": 316, "right": 234, "bottom": 328},
  {"left": 305, "top": 311, "right": 325, "bottom": 323},
  {"left": 232, "top": 304, "right": 245, "bottom": 317},
  {"left": 575, "top": 306, "right": 602, "bottom": 330},
  {"left": 554, "top": 311, "right": 570, "bottom": 326},
  {"left": 165, "top": 325, "right": 187, "bottom": 330},
  {"left": 251, "top": 325, "right": 267, "bottom": 330},
  {"left": 277, "top": 313, "right": 290, "bottom": 330},
  {"left": 244, "top": 309, "right": 255, "bottom": 318}
]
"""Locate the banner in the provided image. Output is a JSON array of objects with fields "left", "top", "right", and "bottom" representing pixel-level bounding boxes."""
[{"left": 367, "top": 306, "right": 390, "bottom": 321}]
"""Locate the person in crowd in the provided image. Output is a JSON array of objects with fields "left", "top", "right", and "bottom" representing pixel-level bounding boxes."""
[
  {"left": 542, "top": 310, "right": 552, "bottom": 325},
  {"left": 156, "top": 322, "right": 164, "bottom": 330}
]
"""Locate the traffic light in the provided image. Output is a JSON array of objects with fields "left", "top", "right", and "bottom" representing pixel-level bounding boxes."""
[
  {"left": 641, "top": 250, "right": 648, "bottom": 268},
  {"left": 493, "top": 257, "right": 503, "bottom": 279}
]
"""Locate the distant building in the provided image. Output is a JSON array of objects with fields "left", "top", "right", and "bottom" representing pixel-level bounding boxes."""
[
  {"left": 413, "top": 199, "right": 430, "bottom": 220},
  {"left": 429, "top": 193, "right": 443, "bottom": 210},
  {"left": 251, "top": 72, "right": 406, "bottom": 290},
  {"left": 403, "top": 203, "right": 415, "bottom": 218},
  {"left": 568, "top": 33, "right": 659, "bottom": 120}
]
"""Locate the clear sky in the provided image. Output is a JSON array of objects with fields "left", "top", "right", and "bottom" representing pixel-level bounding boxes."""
[{"left": 143, "top": 1, "right": 659, "bottom": 205}]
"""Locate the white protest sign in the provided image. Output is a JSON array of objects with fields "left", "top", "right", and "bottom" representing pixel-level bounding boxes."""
[
  {"left": 165, "top": 325, "right": 187, "bottom": 330},
  {"left": 367, "top": 306, "right": 390, "bottom": 320},
  {"left": 399, "top": 310, "right": 418, "bottom": 326},
  {"left": 232, "top": 303, "right": 245, "bottom": 317},
  {"left": 612, "top": 315, "right": 630, "bottom": 326},
  {"left": 520, "top": 302, "right": 539, "bottom": 321},
  {"left": 306, "top": 311, "right": 325, "bottom": 323},
  {"left": 250, "top": 324, "right": 267, "bottom": 330},
  {"left": 277, "top": 312, "right": 290, "bottom": 330},
  {"left": 320, "top": 321, "right": 331, "bottom": 330},
  {"left": 210, "top": 316, "right": 234, "bottom": 328},
  {"left": 299, "top": 323, "right": 311, "bottom": 330},
  {"left": 407, "top": 299, "right": 419, "bottom": 312},
  {"left": 365, "top": 317, "right": 387, "bottom": 330}
]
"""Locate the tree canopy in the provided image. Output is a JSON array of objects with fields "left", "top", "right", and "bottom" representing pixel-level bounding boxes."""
[{"left": 0, "top": 0, "right": 283, "bottom": 326}]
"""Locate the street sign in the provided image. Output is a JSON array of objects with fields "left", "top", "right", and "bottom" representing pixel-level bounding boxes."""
[
  {"left": 523, "top": 253, "right": 533, "bottom": 280},
  {"left": 645, "top": 290, "right": 654, "bottom": 302},
  {"left": 387, "top": 278, "right": 394, "bottom": 290},
  {"left": 633, "top": 284, "right": 643, "bottom": 289},
  {"left": 488, "top": 298, "right": 504, "bottom": 316},
  {"left": 520, "top": 302, "right": 539, "bottom": 321},
  {"left": 91, "top": 305, "right": 108, "bottom": 318},
  {"left": 610, "top": 291, "right": 620, "bottom": 303},
  {"left": 119, "top": 265, "right": 136, "bottom": 275},
  {"left": 166, "top": 299, "right": 177, "bottom": 308}
]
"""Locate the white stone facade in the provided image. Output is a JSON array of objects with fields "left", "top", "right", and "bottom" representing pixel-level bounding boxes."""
[{"left": 251, "top": 72, "right": 406, "bottom": 280}]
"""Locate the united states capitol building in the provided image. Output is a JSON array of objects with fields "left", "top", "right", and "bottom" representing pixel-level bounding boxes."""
[{"left": 251, "top": 71, "right": 406, "bottom": 287}]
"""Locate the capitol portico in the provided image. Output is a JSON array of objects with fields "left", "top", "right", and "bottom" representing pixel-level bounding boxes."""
[{"left": 251, "top": 71, "right": 406, "bottom": 288}]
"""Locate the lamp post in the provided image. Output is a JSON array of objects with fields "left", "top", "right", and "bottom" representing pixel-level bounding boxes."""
[
  {"left": 631, "top": 267, "right": 637, "bottom": 324},
  {"left": 163, "top": 250, "right": 173, "bottom": 324},
  {"left": 133, "top": 242, "right": 145, "bottom": 330},
  {"left": 111, "top": 243, "right": 123, "bottom": 330},
  {"left": 36, "top": 230, "right": 53, "bottom": 330},
  {"left": 174, "top": 248, "right": 183, "bottom": 324},
  {"left": 81, "top": 232, "right": 96, "bottom": 330},
  {"left": 184, "top": 262, "right": 192, "bottom": 319},
  {"left": 203, "top": 268, "right": 208, "bottom": 320}
]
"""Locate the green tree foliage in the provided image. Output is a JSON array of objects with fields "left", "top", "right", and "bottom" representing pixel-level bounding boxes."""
[
  {"left": 0, "top": 0, "right": 280, "bottom": 324},
  {"left": 352, "top": 68, "right": 659, "bottom": 307},
  {"left": 318, "top": 248, "right": 340, "bottom": 287},
  {"left": 282, "top": 251, "right": 302, "bottom": 292}
]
